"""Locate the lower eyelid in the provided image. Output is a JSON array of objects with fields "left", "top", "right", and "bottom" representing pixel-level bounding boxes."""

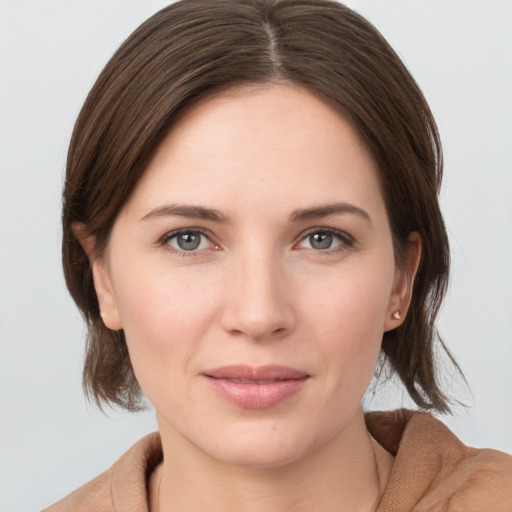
[
  {"left": 159, "top": 228, "right": 354, "bottom": 253},
  {"left": 159, "top": 229, "right": 222, "bottom": 256}
]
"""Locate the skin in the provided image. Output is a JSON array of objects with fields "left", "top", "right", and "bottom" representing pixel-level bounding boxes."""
[{"left": 86, "top": 84, "right": 420, "bottom": 511}]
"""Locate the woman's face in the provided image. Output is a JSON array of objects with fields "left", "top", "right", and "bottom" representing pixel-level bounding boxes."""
[{"left": 93, "top": 85, "right": 415, "bottom": 467}]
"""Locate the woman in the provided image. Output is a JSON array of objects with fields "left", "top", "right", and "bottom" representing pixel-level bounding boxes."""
[{"left": 44, "top": 0, "right": 511, "bottom": 510}]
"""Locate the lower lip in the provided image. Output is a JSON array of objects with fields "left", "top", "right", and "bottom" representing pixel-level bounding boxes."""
[{"left": 204, "top": 376, "right": 309, "bottom": 410}]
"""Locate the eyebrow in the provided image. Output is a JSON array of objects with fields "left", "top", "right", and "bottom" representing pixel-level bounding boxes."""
[
  {"left": 290, "top": 202, "right": 373, "bottom": 225},
  {"left": 140, "top": 204, "right": 232, "bottom": 224},
  {"left": 140, "top": 202, "right": 372, "bottom": 226}
]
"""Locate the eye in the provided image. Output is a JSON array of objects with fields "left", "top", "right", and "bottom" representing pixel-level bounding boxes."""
[
  {"left": 297, "top": 229, "right": 353, "bottom": 251},
  {"left": 162, "top": 230, "right": 215, "bottom": 253}
]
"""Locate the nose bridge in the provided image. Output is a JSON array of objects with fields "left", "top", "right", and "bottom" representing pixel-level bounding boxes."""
[{"left": 221, "top": 242, "right": 295, "bottom": 340}]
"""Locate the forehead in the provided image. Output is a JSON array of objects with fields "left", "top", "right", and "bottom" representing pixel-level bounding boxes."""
[{"left": 122, "top": 84, "right": 386, "bottom": 223}]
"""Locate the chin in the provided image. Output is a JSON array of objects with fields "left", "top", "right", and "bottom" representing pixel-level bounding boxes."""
[
  {"left": 193, "top": 421, "right": 322, "bottom": 470},
  {"left": 211, "top": 442, "right": 305, "bottom": 469}
]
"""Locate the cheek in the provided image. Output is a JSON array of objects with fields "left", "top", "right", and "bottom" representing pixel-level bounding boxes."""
[
  {"left": 114, "top": 261, "right": 218, "bottom": 335},
  {"left": 110, "top": 266, "right": 221, "bottom": 395},
  {"left": 303, "top": 264, "right": 393, "bottom": 383},
  {"left": 305, "top": 262, "right": 393, "bottom": 338}
]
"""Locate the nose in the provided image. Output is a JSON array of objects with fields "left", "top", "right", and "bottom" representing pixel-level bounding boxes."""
[{"left": 220, "top": 251, "right": 296, "bottom": 341}]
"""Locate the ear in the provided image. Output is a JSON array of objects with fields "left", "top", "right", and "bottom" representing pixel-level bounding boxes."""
[
  {"left": 72, "top": 222, "right": 123, "bottom": 331},
  {"left": 91, "top": 257, "right": 123, "bottom": 331},
  {"left": 383, "top": 232, "right": 422, "bottom": 332}
]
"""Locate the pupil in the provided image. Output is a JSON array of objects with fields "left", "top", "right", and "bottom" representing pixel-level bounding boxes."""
[
  {"left": 178, "top": 232, "right": 200, "bottom": 250},
  {"left": 310, "top": 232, "right": 332, "bottom": 250}
]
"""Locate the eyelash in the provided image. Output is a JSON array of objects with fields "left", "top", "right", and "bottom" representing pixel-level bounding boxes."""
[
  {"left": 159, "top": 228, "right": 218, "bottom": 258},
  {"left": 295, "top": 228, "right": 355, "bottom": 254},
  {"left": 158, "top": 227, "right": 355, "bottom": 257}
]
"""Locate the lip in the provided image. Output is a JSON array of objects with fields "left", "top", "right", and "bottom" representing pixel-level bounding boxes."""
[{"left": 202, "top": 365, "right": 309, "bottom": 410}]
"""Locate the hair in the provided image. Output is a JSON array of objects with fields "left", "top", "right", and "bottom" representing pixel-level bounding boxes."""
[{"left": 62, "top": 0, "right": 459, "bottom": 412}]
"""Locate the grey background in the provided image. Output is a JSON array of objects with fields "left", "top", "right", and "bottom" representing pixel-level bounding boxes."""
[{"left": 1, "top": 1, "right": 511, "bottom": 510}]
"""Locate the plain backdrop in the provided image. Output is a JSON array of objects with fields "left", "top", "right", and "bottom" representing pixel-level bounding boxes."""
[{"left": 1, "top": 1, "right": 511, "bottom": 510}]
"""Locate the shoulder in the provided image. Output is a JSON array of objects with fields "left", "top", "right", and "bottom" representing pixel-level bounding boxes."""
[
  {"left": 366, "top": 409, "right": 512, "bottom": 512},
  {"left": 43, "top": 432, "right": 162, "bottom": 512},
  {"left": 42, "top": 468, "right": 114, "bottom": 512}
]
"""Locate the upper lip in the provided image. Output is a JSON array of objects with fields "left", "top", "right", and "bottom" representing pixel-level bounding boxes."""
[{"left": 203, "top": 365, "right": 308, "bottom": 381}]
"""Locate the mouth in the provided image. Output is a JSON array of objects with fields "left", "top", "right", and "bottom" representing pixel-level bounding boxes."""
[{"left": 202, "top": 365, "right": 310, "bottom": 410}]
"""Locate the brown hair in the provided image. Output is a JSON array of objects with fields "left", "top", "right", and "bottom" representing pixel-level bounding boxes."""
[{"left": 63, "top": 0, "right": 458, "bottom": 412}]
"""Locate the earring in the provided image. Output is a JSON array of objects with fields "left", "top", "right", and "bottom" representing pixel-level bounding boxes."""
[{"left": 392, "top": 310, "right": 401, "bottom": 320}]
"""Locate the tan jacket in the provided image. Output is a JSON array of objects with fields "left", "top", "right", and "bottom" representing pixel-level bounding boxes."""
[{"left": 43, "top": 410, "right": 512, "bottom": 511}]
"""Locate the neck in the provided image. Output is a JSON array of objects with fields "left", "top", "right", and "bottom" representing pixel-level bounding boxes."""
[{"left": 151, "top": 409, "right": 393, "bottom": 512}]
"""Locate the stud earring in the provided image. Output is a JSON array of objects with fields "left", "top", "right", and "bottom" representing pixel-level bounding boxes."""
[{"left": 392, "top": 310, "right": 401, "bottom": 320}]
